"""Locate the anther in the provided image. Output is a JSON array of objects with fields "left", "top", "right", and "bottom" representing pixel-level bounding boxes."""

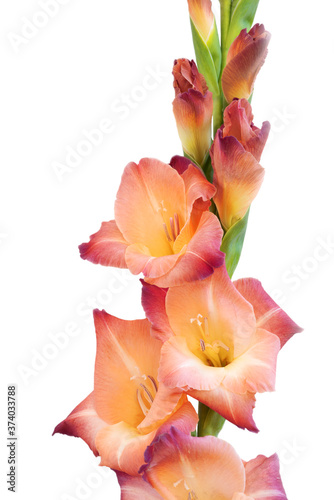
[
  {"left": 200, "top": 339, "right": 206, "bottom": 351},
  {"left": 170, "top": 217, "right": 176, "bottom": 240},
  {"left": 137, "top": 389, "right": 150, "bottom": 416},
  {"left": 147, "top": 375, "right": 158, "bottom": 394},
  {"left": 139, "top": 383, "right": 154, "bottom": 404},
  {"left": 174, "top": 213, "right": 180, "bottom": 236},
  {"left": 163, "top": 223, "right": 172, "bottom": 242}
]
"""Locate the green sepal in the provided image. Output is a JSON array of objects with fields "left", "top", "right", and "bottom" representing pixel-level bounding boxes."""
[
  {"left": 225, "top": 0, "right": 260, "bottom": 50},
  {"left": 190, "top": 19, "right": 220, "bottom": 96},
  {"left": 197, "top": 402, "right": 226, "bottom": 437},
  {"left": 220, "top": 208, "right": 250, "bottom": 278}
]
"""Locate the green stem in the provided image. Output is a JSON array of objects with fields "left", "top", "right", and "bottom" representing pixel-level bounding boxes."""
[
  {"left": 213, "top": 93, "right": 223, "bottom": 137},
  {"left": 197, "top": 402, "right": 226, "bottom": 437},
  {"left": 220, "top": 0, "right": 231, "bottom": 62}
]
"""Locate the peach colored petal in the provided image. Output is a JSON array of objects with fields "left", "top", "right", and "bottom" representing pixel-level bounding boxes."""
[
  {"left": 221, "top": 328, "right": 280, "bottom": 394},
  {"left": 244, "top": 454, "right": 287, "bottom": 499},
  {"left": 187, "top": 0, "right": 214, "bottom": 41},
  {"left": 173, "top": 90, "right": 213, "bottom": 165},
  {"left": 232, "top": 493, "right": 254, "bottom": 500},
  {"left": 181, "top": 163, "right": 216, "bottom": 211},
  {"left": 156, "top": 399, "right": 198, "bottom": 437},
  {"left": 189, "top": 384, "right": 259, "bottom": 432},
  {"left": 117, "top": 472, "right": 163, "bottom": 500},
  {"left": 93, "top": 311, "right": 162, "bottom": 428},
  {"left": 146, "top": 211, "right": 224, "bottom": 288},
  {"left": 53, "top": 393, "right": 106, "bottom": 456},
  {"left": 115, "top": 159, "right": 186, "bottom": 257},
  {"left": 158, "top": 335, "right": 225, "bottom": 391},
  {"left": 137, "top": 385, "right": 184, "bottom": 433},
  {"left": 222, "top": 25, "right": 271, "bottom": 103},
  {"left": 96, "top": 421, "right": 157, "bottom": 475},
  {"left": 96, "top": 401, "right": 198, "bottom": 476},
  {"left": 79, "top": 220, "right": 128, "bottom": 267},
  {"left": 125, "top": 243, "right": 180, "bottom": 278},
  {"left": 211, "top": 134, "right": 264, "bottom": 229},
  {"left": 142, "top": 428, "right": 245, "bottom": 500},
  {"left": 141, "top": 281, "right": 173, "bottom": 342},
  {"left": 234, "top": 278, "right": 303, "bottom": 348},
  {"left": 165, "top": 265, "right": 256, "bottom": 360},
  {"left": 223, "top": 99, "right": 270, "bottom": 162}
]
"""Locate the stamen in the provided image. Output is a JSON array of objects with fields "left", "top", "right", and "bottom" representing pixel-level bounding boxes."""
[
  {"left": 169, "top": 217, "right": 176, "bottom": 240},
  {"left": 188, "top": 492, "right": 198, "bottom": 500},
  {"left": 137, "top": 389, "right": 150, "bottom": 416},
  {"left": 147, "top": 375, "right": 158, "bottom": 394},
  {"left": 212, "top": 340, "right": 229, "bottom": 352},
  {"left": 163, "top": 223, "right": 172, "bottom": 242},
  {"left": 139, "top": 383, "right": 154, "bottom": 403},
  {"left": 200, "top": 339, "right": 206, "bottom": 351},
  {"left": 174, "top": 213, "right": 180, "bottom": 237}
]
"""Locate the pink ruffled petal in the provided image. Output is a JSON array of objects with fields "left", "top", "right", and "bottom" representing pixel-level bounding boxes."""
[
  {"left": 244, "top": 454, "right": 287, "bottom": 499},
  {"left": 95, "top": 422, "right": 157, "bottom": 475},
  {"left": 170, "top": 155, "right": 198, "bottom": 175},
  {"left": 137, "top": 385, "right": 185, "bottom": 433},
  {"left": 189, "top": 384, "right": 259, "bottom": 432},
  {"left": 221, "top": 328, "right": 280, "bottom": 394},
  {"left": 79, "top": 220, "right": 128, "bottom": 267},
  {"left": 146, "top": 211, "right": 223, "bottom": 288},
  {"left": 158, "top": 335, "right": 225, "bottom": 391},
  {"left": 234, "top": 278, "right": 303, "bottom": 348},
  {"left": 165, "top": 265, "right": 256, "bottom": 360},
  {"left": 156, "top": 399, "right": 198, "bottom": 437},
  {"left": 142, "top": 428, "right": 245, "bottom": 499},
  {"left": 115, "top": 158, "right": 186, "bottom": 256},
  {"left": 93, "top": 311, "right": 162, "bottom": 428},
  {"left": 141, "top": 281, "right": 173, "bottom": 342},
  {"left": 53, "top": 393, "right": 106, "bottom": 456},
  {"left": 117, "top": 472, "right": 163, "bottom": 500},
  {"left": 181, "top": 164, "right": 216, "bottom": 212},
  {"left": 125, "top": 243, "right": 180, "bottom": 278}
]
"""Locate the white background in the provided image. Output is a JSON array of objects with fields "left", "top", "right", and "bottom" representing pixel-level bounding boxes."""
[{"left": 1, "top": 1, "right": 333, "bottom": 499}]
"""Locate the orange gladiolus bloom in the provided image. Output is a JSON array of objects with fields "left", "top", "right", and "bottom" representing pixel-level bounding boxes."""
[
  {"left": 222, "top": 24, "right": 271, "bottom": 103},
  {"left": 211, "top": 132, "right": 265, "bottom": 230},
  {"left": 117, "top": 428, "right": 288, "bottom": 499},
  {"left": 142, "top": 265, "right": 302, "bottom": 432},
  {"left": 223, "top": 98, "right": 270, "bottom": 162},
  {"left": 79, "top": 158, "right": 224, "bottom": 287},
  {"left": 53, "top": 312, "right": 198, "bottom": 476},
  {"left": 173, "top": 59, "right": 213, "bottom": 165}
]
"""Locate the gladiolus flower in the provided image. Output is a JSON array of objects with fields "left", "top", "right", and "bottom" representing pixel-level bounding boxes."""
[
  {"left": 142, "top": 266, "right": 302, "bottom": 432},
  {"left": 53, "top": 312, "right": 198, "bottom": 476},
  {"left": 222, "top": 24, "right": 271, "bottom": 103},
  {"left": 79, "top": 158, "right": 224, "bottom": 287},
  {"left": 223, "top": 98, "right": 270, "bottom": 162},
  {"left": 210, "top": 132, "right": 265, "bottom": 230},
  {"left": 173, "top": 59, "right": 213, "bottom": 165},
  {"left": 117, "top": 428, "right": 288, "bottom": 499}
]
